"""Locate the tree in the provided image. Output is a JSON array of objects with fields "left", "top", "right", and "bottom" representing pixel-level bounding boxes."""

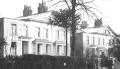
[
  {"left": 0, "top": 38, "right": 7, "bottom": 57},
  {"left": 49, "top": 9, "right": 81, "bottom": 56},
  {"left": 94, "top": 18, "right": 103, "bottom": 27},
  {"left": 80, "top": 21, "right": 88, "bottom": 29},
  {"left": 48, "top": 0, "right": 99, "bottom": 56},
  {"left": 111, "top": 37, "right": 120, "bottom": 61}
]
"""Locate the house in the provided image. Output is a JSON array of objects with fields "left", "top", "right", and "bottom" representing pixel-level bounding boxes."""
[
  {"left": 75, "top": 21, "right": 117, "bottom": 58},
  {"left": 0, "top": 5, "right": 71, "bottom": 57}
]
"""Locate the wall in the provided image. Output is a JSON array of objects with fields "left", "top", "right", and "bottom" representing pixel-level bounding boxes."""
[{"left": 2, "top": 18, "right": 71, "bottom": 57}]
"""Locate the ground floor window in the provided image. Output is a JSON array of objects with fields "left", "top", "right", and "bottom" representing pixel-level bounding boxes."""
[
  {"left": 57, "top": 45, "right": 62, "bottom": 55},
  {"left": 46, "top": 44, "right": 51, "bottom": 55},
  {"left": 10, "top": 42, "right": 17, "bottom": 56},
  {"left": 37, "top": 44, "right": 42, "bottom": 55},
  {"left": 64, "top": 46, "right": 66, "bottom": 56}
]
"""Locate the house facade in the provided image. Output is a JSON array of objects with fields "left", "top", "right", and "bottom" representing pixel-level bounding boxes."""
[
  {"left": 75, "top": 26, "right": 117, "bottom": 58},
  {"left": 0, "top": 12, "right": 71, "bottom": 57}
]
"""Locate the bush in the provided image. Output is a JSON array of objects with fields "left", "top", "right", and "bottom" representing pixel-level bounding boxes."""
[{"left": 0, "top": 55, "right": 87, "bottom": 69}]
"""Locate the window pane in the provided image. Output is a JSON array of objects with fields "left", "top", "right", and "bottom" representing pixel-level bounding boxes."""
[
  {"left": 86, "top": 36, "right": 89, "bottom": 45},
  {"left": 11, "top": 24, "right": 17, "bottom": 36},
  {"left": 37, "top": 44, "right": 42, "bottom": 54},
  {"left": 46, "top": 44, "right": 51, "bottom": 55},
  {"left": 57, "top": 45, "right": 62, "bottom": 55}
]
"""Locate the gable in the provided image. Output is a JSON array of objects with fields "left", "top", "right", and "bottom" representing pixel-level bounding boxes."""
[
  {"left": 95, "top": 26, "right": 115, "bottom": 36},
  {"left": 81, "top": 26, "right": 117, "bottom": 36}
]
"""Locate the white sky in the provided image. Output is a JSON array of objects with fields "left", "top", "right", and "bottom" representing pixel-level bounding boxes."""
[{"left": 0, "top": 0, "right": 120, "bottom": 34}]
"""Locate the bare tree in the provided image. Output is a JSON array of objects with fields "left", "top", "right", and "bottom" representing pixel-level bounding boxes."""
[{"left": 48, "top": 0, "right": 99, "bottom": 56}]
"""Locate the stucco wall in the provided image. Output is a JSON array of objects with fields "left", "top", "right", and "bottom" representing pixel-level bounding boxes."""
[{"left": 2, "top": 18, "right": 71, "bottom": 56}]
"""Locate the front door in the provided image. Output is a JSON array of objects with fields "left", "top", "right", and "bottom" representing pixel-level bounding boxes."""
[{"left": 22, "top": 41, "right": 28, "bottom": 55}]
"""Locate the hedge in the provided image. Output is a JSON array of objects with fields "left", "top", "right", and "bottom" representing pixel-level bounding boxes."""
[{"left": 0, "top": 54, "right": 87, "bottom": 69}]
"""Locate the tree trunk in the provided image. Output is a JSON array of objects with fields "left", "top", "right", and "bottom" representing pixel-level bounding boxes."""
[
  {"left": 71, "top": 0, "right": 76, "bottom": 56},
  {"left": 66, "top": 27, "right": 68, "bottom": 56}
]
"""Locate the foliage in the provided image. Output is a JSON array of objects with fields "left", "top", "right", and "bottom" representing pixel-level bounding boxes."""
[
  {"left": 0, "top": 38, "right": 7, "bottom": 49},
  {"left": 80, "top": 21, "right": 88, "bottom": 29},
  {"left": 94, "top": 18, "right": 103, "bottom": 27},
  {"left": 49, "top": 9, "right": 81, "bottom": 29},
  {"left": 0, "top": 55, "right": 87, "bottom": 69},
  {"left": 48, "top": 0, "right": 100, "bottom": 56}
]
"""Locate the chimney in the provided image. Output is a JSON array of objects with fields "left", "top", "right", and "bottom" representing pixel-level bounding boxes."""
[
  {"left": 38, "top": 1, "right": 48, "bottom": 14},
  {"left": 94, "top": 18, "right": 103, "bottom": 28},
  {"left": 23, "top": 5, "right": 32, "bottom": 16}
]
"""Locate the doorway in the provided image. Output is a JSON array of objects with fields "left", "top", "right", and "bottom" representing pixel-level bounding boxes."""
[{"left": 22, "top": 41, "right": 29, "bottom": 55}]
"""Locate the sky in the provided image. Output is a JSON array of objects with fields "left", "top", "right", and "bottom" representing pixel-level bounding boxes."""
[{"left": 0, "top": 0, "right": 120, "bottom": 34}]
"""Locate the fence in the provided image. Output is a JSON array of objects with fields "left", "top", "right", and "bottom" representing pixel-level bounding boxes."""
[{"left": 0, "top": 54, "right": 87, "bottom": 69}]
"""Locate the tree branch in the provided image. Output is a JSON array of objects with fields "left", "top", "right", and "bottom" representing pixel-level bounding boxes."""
[
  {"left": 83, "top": 0, "right": 95, "bottom": 4},
  {"left": 48, "top": 0, "right": 64, "bottom": 9},
  {"left": 64, "top": 0, "right": 71, "bottom": 10}
]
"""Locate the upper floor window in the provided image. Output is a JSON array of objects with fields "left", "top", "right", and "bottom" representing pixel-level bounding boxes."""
[
  {"left": 63, "top": 31, "right": 66, "bottom": 40},
  {"left": 103, "top": 39, "right": 105, "bottom": 46},
  {"left": 98, "top": 37, "right": 100, "bottom": 45},
  {"left": 35, "top": 27, "right": 40, "bottom": 37},
  {"left": 43, "top": 28, "right": 48, "bottom": 39},
  {"left": 86, "top": 36, "right": 89, "bottom": 45},
  {"left": 109, "top": 39, "right": 113, "bottom": 46},
  {"left": 56, "top": 30, "right": 60, "bottom": 40},
  {"left": 22, "top": 25, "right": 28, "bottom": 36},
  {"left": 92, "top": 37, "right": 95, "bottom": 45},
  {"left": 60, "top": 30, "right": 64, "bottom": 41},
  {"left": 11, "top": 24, "right": 17, "bottom": 36}
]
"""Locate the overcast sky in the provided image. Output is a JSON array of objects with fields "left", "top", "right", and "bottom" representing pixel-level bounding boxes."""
[{"left": 0, "top": 0, "right": 120, "bottom": 34}]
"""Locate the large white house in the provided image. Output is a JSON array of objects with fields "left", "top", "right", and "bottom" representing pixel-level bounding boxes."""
[
  {"left": 0, "top": 11, "right": 71, "bottom": 57},
  {"left": 75, "top": 23, "right": 117, "bottom": 58}
]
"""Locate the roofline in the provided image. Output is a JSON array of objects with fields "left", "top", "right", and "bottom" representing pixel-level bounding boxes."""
[{"left": 106, "top": 25, "right": 118, "bottom": 36}]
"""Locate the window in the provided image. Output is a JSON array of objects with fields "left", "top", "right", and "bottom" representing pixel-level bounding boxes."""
[
  {"left": 11, "top": 24, "right": 17, "bottom": 36},
  {"left": 64, "top": 46, "right": 66, "bottom": 56},
  {"left": 35, "top": 27, "right": 40, "bottom": 37},
  {"left": 103, "top": 39, "right": 105, "bottom": 46},
  {"left": 57, "top": 45, "right": 62, "bottom": 55},
  {"left": 109, "top": 39, "right": 113, "bottom": 46},
  {"left": 56, "top": 30, "right": 60, "bottom": 40},
  {"left": 38, "top": 28, "right": 40, "bottom": 37},
  {"left": 37, "top": 44, "right": 42, "bottom": 54},
  {"left": 11, "top": 42, "right": 17, "bottom": 55},
  {"left": 46, "top": 44, "right": 51, "bottom": 55},
  {"left": 98, "top": 38, "right": 100, "bottom": 45},
  {"left": 46, "top": 29, "right": 48, "bottom": 39},
  {"left": 63, "top": 31, "right": 66, "bottom": 40},
  {"left": 43, "top": 28, "right": 48, "bottom": 39},
  {"left": 86, "top": 36, "right": 89, "bottom": 45},
  {"left": 92, "top": 37, "right": 95, "bottom": 45},
  {"left": 22, "top": 25, "right": 28, "bottom": 36}
]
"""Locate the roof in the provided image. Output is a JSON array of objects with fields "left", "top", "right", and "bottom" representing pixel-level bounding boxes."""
[
  {"left": 77, "top": 26, "right": 118, "bottom": 36},
  {"left": 16, "top": 12, "right": 52, "bottom": 23}
]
